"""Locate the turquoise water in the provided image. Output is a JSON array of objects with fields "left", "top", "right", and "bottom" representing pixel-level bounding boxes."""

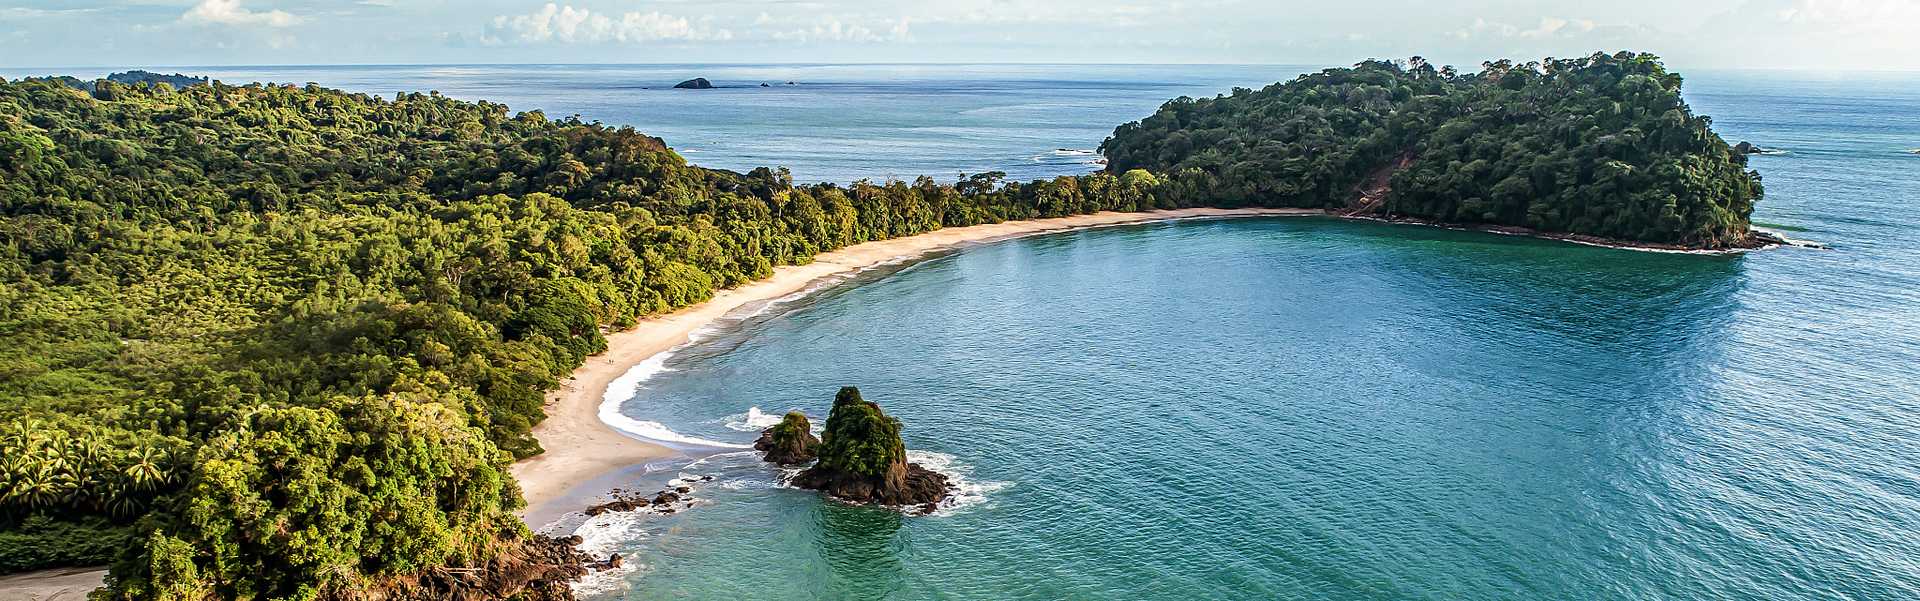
[
  {"left": 561, "top": 67, "right": 1919, "bottom": 600},
  {"left": 28, "top": 63, "right": 1910, "bottom": 598}
]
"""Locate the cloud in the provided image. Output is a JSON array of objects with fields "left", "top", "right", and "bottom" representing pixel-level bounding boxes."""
[
  {"left": 1452, "top": 16, "right": 1604, "bottom": 40},
  {"left": 1685, "top": 0, "right": 1920, "bottom": 69},
  {"left": 769, "top": 15, "right": 911, "bottom": 43},
  {"left": 0, "top": 7, "right": 101, "bottom": 20},
  {"left": 180, "top": 0, "right": 301, "bottom": 28},
  {"left": 485, "top": 3, "right": 730, "bottom": 44}
]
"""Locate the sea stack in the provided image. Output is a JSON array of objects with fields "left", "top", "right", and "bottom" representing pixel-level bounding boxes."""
[
  {"left": 792, "top": 387, "right": 951, "bottom": 507},
  {"left": 755, "top": 411, "right": 820, "bottom": 464},
  {"left": 674, "top": 77, "right": 714, "bottom": 89}
]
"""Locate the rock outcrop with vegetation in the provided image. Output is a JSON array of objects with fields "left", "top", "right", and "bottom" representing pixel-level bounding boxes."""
[
  {"left": 755, "top": 411, "right": 820, "bottom": 465},
  {"left": 1102, "top": 52, "right": 1764, "bottom": 248},
  {"left": 792, "top": 388, "right": 950, "bottom": 507}
]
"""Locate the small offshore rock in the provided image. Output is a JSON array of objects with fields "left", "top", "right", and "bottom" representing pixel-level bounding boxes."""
[{"left": 755, "top": 411, "right": 821, "bottom": 465}]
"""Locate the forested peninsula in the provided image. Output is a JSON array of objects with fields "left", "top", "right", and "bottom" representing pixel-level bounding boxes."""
[
  {"left": 1106, "top": 52, "right": 1764, "bottom": 247},
  {"left": 0, "top": 52, "right": 1760, "bottom": 599}
]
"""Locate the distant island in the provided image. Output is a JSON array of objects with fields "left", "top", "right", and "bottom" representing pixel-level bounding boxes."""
[
  {"left": 17, "top": 69, "right": 209, "bottom": 92},
  {"left": 0, "top": 51, "right": 1768, "bottom": 600}
]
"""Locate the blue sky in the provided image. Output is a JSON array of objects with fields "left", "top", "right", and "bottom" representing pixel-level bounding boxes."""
[{"left": 1, "top": 0, "right": 1916, "bottom": 70}]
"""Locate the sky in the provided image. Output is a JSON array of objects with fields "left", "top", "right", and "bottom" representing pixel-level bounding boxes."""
[{"left": 1, "top": 0, "right": 1917, "bottom": 70}]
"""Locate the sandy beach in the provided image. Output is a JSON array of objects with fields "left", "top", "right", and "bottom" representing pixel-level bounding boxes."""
[
  {"left": 508, "top": 207, "right": 1320, "bottom": 516},
  {"left": 0, "top": 209, "right": 1314, "bottom": 601}
]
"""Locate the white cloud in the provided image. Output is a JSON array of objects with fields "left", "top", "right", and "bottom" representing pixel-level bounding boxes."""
[
  {"left": 485, "top": 3, "right": 730, "bottom": 45},
  {"left": 180, "top": 0, "right": 301, "bottom": 28},
  {"left": 1453, "top": 16, "right": 1602, "bottom": 40},
  {"left": 0, "top": 7, "right": 100, "bottom": 20},
  {"left": 769, "top": 16, "right": 911, "bottom": 43}
]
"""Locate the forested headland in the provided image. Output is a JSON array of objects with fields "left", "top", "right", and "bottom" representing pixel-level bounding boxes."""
[
  {"left": 1104, "top": 52, "right": 1764, "bottom": 247},
  {"left": 0, "top": 52, "right": 1759, "bottom": 599}
]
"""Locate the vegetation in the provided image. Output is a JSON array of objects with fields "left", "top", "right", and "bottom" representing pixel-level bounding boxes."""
[
  {"left": 1103, "top": 51, "right": 1763, "bottom": 246},
  {"left": 0, "top": 75, "right": 1159, "bottom": 598},
  {"left": 756, "top": 410, "right": 820, "bottom": 464},
  {"left": 809, "top": 387, "right": 905, "bottom": 479},
  {"left": 0, "top": 51, "right": 1760, "bottom": 597}
]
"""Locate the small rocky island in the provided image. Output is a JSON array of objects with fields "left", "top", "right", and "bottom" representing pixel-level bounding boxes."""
[
  {"left": 674, "top": 77, "right": 714, "bottom": 89},
  {"left": 754, "top": 411, "right": 820, "bottom": 464},
  {"left": 761, "top": 387, "right": 952, "bottom": 510}
]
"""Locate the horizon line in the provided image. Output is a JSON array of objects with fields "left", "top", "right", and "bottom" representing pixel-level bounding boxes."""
[{"left": 5, "top": 60, "right": 1919, "bottom": 75}]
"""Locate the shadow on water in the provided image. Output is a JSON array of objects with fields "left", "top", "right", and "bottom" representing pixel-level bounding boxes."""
[{"left": 809, "top": 504, "right": 908, "bottom": 600}]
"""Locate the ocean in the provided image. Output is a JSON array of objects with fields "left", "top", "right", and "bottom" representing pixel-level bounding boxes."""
[{"left": 20, "top": 63, "right": 1916, "bottom": 599}]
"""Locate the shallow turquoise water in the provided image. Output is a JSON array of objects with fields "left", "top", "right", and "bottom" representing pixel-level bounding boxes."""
[
  {"left": 551, "top": 68, "right": 1920, "bottom": 599},
  {"left": 576, "top": 211, "right": 1915, "bottom": 599}
]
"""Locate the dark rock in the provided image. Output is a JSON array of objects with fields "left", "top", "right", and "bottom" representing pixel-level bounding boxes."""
[
  {"left": 398, "top": 533, "right": 594, "bottom": 600},
  {"left": 675, "top": 486, "right": 691, "bottom": 493},
  {"left": 674, "top": 77, "right": 713, "bottom": 89},
  {"left": 754, "top": 411, "right": 821, "bottom": 464},
  {"left": 791, "top": 387, "right": 952, "bottom": 507},
  {"left": 1733, "top": 141, "right": 1769, "bottom": 155},
  {"left": 760, "top": 83, "right": 771, "bottom": 87},
  {"left": 651, "top": 491, "right": 680, "bottom": 505}
]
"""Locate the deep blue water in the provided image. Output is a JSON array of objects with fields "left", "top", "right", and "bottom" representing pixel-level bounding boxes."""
[{"left": 15, "top": 63, "right": 1911, "bottom": 599}]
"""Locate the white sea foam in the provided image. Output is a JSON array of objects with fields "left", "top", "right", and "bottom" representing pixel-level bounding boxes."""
[
  {"left": 600, "top": 412, "right": 752, "bottom": 449},
  {"left": 568, "top": 511, "right": 650, "bottom": 596},
  {"left": 595, "top": 327, "right": 754, "bottom": 449},
  {"left": 907, "top": 450, "right": 1012, "bottom": 516},
  {"left": 724, "top": 406, "right": 785, "bottom": 431},
  {"left": 597, "top": 357, "right": 749, "bottom": 449}
]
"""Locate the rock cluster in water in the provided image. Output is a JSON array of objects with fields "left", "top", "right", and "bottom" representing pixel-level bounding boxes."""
[
  {"left": 582, "top": 476, "right": 712, "bottom": 516},
  {"left": 674, "top": 77, "right": 713, "bottom": 89},
  {"left": 782, "top": 387, "right": 951, "bottom": 509},
  {"left": 754, "top": 411, "right": 820, "bottom": 464}
]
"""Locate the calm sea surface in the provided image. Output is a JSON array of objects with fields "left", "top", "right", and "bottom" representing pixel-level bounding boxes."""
[{"left": 19, "top": 63, "right": 1916, "bottom": 599}]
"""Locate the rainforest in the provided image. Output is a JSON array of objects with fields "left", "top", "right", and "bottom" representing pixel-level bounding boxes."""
[{"left": 0, "top": 52, "right": 1763, "bottom": 599}]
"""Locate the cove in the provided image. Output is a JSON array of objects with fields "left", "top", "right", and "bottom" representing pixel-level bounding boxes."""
[{"left": 568, "top": 216, "right": 1913, "bottom": 600}]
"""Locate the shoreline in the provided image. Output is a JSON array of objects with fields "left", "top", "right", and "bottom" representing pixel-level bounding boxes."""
[
  {"left": 508, "top": 208, "right": 1320, "bottom": 518},
  {"left": 511, "top": 206, "right": 1796, "bottom": 520}
]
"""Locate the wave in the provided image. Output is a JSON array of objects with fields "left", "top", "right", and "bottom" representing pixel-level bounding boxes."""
[
  {"left": 569, "top": 510, "right": 649, "bottom": 596},
  {"left": 907, "top": 450, "right": 1011, "bottom": 516},
  {"left": 597, "top": 350, "right": 750, "bottom": 449},
  {"left": 723, "top": 406, "right": 785, "bottom": 431},
  {"left": 1907, "top": 148, "right": 1920, "bottom": 155}
]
